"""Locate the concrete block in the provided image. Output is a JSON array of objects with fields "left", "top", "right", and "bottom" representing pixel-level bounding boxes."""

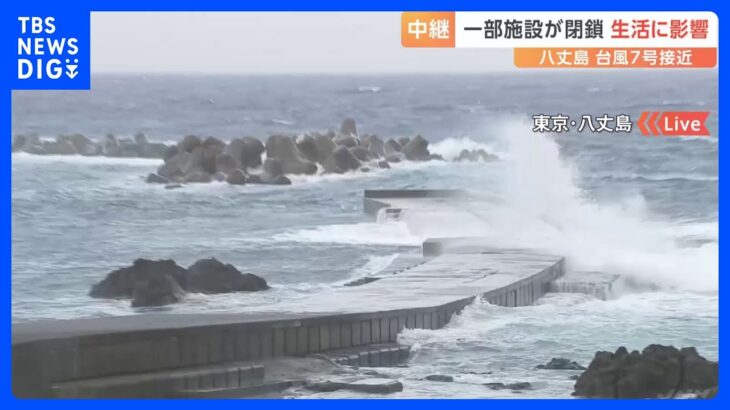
[
  {"left": 199, "top": 372, "right": 213, "bottom": 389},
  {"left": 401, "top": 316, "right": 409, "bottom": 332},
  {"left": 261, "top": 330, "right": 273, "bottom": 358},
  {"left": 329, "top": 323, "right": 341, "bottom": 349},
  {"left": 185, "top": 373, "right": 199, "bottom": 390},
  {"left": 358, "top": 351, "right": 369, "bottom": 366},
  {"left": 273, "top": 328, "right": 285, "bottom": 357},
  {"left": 213, "top": 371, "right": 226, "bottom": 388},
  {"left": 389, "top": 317, "right": 398, "bottom": 341},
  {"left": 348, "top": 354, "right": 359, "bottom": 365},
  {"left": 196, "top": 336, "right": 209, "bottom": 365},
  {"left": 238, "top": 366, "right": 253, "bottom": 384},
  {"left": 352, "top": 322, "right": 362, "bottom": 346},
  {"left": 251, "top": 364, "right": 264, "bottom": 380},
  {"left": 248, "top": 331, "right": 262, "bottom": 360},
  {"left": 389, "top": 347, "right": 400, "bottom": 364},
  {"left": 226, "top": 368, "right": 239, "bottom": 388},
  {"left": 415, "top": 313, "right": 424, "bottom": 329},
  {"left": 222, "top": 332, "right": 235, "bottom": 362},
  {"left": 362, "top": 321, "right": 371, "bottom": 344},
  {"left": 371, "top": 319, "right": 381, "bottom": 343},
  {"left": 308, "top": 326, "right": 320, "bottom": 353},
  {"left": 369, "top": 350, "right": 381, "bottom": 367},
  {"left": 399, "top": 345, "right": 410, "bottom": 361},
  {"left": 379, "top": 348, "right": 393, "bottom": 365},
  {"left": 296, "top": 327, "right": 308, "bottom": 355},
  {"left": 235, "top": 329, "right": 249, "bottom": 361},
  {"left": 152, "top": 337, "right": 177, "bottom": 370},
  {"left": 341, "top": 324, "right": 352, "bottom": 348},
  {"left": 437, "top": 310, "right": 446, "bottom": 328},
  {"left": 319, "top": 325, "right": 330, "bottom": 351},
  {"left": 208, "top": 333, "right": 223, "bottom": 364},
  {"left": 285, "top": 328, "right": 297, "bottom": 355}
]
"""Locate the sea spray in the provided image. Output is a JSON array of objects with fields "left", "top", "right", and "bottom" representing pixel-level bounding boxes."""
[{"left": 402, "top": 119, "right": 718, "bottom": 291}]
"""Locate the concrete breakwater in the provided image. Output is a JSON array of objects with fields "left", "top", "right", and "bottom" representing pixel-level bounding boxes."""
[{"left": 12, "top": 190, "right": 565, "bottom": 398}]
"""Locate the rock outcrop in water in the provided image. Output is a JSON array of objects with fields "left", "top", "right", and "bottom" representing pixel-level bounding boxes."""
[
  {"left": 89, "top": 258, "right": 269, "bottom": 307},
  {"left": 14, "top": 119, "right": 501, "bottom": 186},
  {"left": 456, "top": 148, "right": 498, "bottom": 162},
  {"left": 13, "top": 132, "right": 167, "bottom": 158},
  {"left": 536, "top": 358, "right": 586, "bottom": 370},
  {"left": 573, "top": 345, "right": 718, "bottom": 398},
  {"left": 143, "top": 118, "right": 456, "bottom": 185},
  {"left": 183, "top": 258, "right": 270, "bottom": 294}
]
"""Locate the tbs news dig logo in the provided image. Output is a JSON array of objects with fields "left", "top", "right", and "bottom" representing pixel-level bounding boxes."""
[{"left": 17, "top": 16, "right": 79, "bottom": 80}]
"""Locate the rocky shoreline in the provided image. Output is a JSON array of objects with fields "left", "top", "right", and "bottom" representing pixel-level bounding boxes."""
[
  {"left": 89, "top": 258, "right": 269, "bottom": 307},
  {"left": 13, "top": 118, "right": 498, "bottom": 186}
]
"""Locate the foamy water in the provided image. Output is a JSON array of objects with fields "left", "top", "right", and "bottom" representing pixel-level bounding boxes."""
[{"left": 12, "top": 72, "right": 717, "bottom": 397}]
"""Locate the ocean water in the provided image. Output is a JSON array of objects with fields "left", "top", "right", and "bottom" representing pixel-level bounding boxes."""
[{"left": 11, "top": 72, "right": 718, "bottom": 398}]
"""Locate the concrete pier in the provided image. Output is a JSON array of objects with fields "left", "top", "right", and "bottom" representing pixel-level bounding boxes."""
[{"left": 12, "top": 190, "right": 566, "bottom": 398}]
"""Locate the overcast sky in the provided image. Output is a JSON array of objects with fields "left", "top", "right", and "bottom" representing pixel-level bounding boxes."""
[{"left": 91, "top": 12, "right": 512, "bottom": 73}]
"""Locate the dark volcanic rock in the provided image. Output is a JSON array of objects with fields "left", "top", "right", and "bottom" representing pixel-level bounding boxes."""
[
  {"left": 573, "top": 345, "right": 718, "bottom": 398},
  {"left": 305, "top": 378, "right": 403, "bottom": 394},
  {"left": 131, "top": 269, "right": 185, "bottom": 307},
  {"left": 183, "top": 258, "right": 269, "bottom": 294},
  {"left": 484, "top": 382, "right": 532, "bottom": 391},
  {"left": 145, "top": 173, "right": 170, "bottom": 184},
  {"left": 536, "top": 358, "right": 586, "bottom": 370},
  {"left": 425, "top": 374, "right": 454, "bottom": 382},
  {"left": 89, "top": 259, "right": 187, "bottom": 300}
]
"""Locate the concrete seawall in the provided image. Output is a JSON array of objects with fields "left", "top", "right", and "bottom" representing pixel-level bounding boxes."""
[{"left": 12, "top": 190, "right": 565, "bottom": 398}]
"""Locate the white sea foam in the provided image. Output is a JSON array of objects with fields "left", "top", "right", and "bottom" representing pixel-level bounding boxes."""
[
  {"left": 277, "top": 118, "right": 718, "bottom": 292},
  {"left": 11, "top": 152, "right": 161, "bottom": 166},
  {"left": 429, "top": 136, "right": 503, "bottom": 161},
  {"left": 422, "top": 119, "right": 718, "bottom": 291},
  {"left": 272, "top": 221, "right": 422, "bottom": 246}
]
